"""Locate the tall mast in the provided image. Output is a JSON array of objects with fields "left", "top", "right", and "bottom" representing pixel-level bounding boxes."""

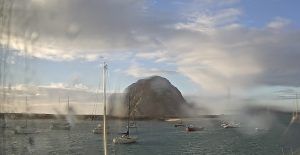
[
  {"left": 67, "top": 96, "right": 69, "bottom": 115},
  {"left": 228, "top": 87, "right": 231, "bottom": 105},
  {"left": 25, "top": 96, "right": 28, "bottom": 128},
  {"left": 296, "top": 93, "right": 299, "bottom": 117},
  {"left": 127, "top": 95, "right": 130, "bottom": 135},
  {"left": 103, "top": 62, "right": 108, "bottom": 155}
]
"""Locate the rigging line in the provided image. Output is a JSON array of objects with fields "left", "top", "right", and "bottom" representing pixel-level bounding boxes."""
[{"left": 93, "top": 64, "right": 103, "bottom": 119}]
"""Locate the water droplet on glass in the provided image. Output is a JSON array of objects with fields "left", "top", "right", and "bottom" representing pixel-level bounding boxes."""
[
  {"left": 30, "top": 32, "right": 39, "bottom": 43},
  {"left": 66, "top": 23, "right": 80, "bottom": 39}
]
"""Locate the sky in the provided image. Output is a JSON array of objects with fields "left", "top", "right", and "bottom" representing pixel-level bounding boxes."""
[{"left": 1, "top": 0, "right": 300, "bottom": 114}]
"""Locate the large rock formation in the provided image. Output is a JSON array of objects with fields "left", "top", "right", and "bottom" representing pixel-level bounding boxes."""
[{"left": 120, "top": 76, "right": 189, "bottom": 118}]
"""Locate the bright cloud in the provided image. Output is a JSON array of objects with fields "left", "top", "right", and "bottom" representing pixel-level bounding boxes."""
[
  {"left": 267, "top": 17, "right": 291, "bottom": 29},
  {"left": 175, "top": 8, "right": 242, "bottom": 32},
  {"left": 126, "top": 64, "right": 177, "bottom": 78}
]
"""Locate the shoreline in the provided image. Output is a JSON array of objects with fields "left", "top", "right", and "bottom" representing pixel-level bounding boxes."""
[
  {"left": 0, "top": 109, "right": 291, "bottom": 121},
  {"left": 0, "top": 112, "right": 221, "bottom": 121}
]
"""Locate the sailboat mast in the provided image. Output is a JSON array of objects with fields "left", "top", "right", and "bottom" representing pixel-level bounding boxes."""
[
  {"left": 228, "top": 87, "right": 231, "bottom": 105},
  {"left": 67, "top": 96, "right": 70, "bottom": 115},
  {"left": 25, "top": 96, "right": 28, "bottom": 128},
  {"left": 127, "top": 96, "right": 130, "bottom": 135},
  {"left": 296, "top": 93, "right": 299, "bottom": 117},
  {"left": 103, "top": 62, "right": 108, "bottom": 155}
]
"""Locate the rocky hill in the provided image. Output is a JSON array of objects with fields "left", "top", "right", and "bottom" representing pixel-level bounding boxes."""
[{"left": 112, "top": 76, "right": 190, "bottom": 118}]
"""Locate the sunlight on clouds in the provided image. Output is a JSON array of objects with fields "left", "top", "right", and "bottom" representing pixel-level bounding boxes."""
[
  {"left": 43, "top": 83, "right": 67, "bottom": 89},
  {"left": 175, "top": 8, "right": 241, "bottom": 32},
  {"left": 267, "top": 17, "right": 291, "bottom": 29},
  {"left": 1, "top": 84, "right": 104, "bottom": 114},
  {"left": 161, "top": 24, "right": 300, "bottom": 93},
  {"left": 135, "top": 50, "right": 171, "bottom": 63},
  {"left": 126, "top": 64, "right": 177, "bottom": 78}
]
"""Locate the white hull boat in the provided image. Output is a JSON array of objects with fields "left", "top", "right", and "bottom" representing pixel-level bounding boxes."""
[
  {"left": 92, "top": 124, "right": 110, "bottom": 134},
  {"left": 113, "top": 135, "right": 137, "bottom": 144},
  {"left": 222, "top": 123, "right": 240, "bottom": 128}
]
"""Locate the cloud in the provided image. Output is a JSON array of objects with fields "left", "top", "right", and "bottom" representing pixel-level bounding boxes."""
[
  {"left": 267, "top": 17, "right": 291, "bottom": 29},
  {"left": 3, "top": 0, "right": 160, "bottom": 61},
  {"left": 126, "top": 64, "right": 177, "bottom": 78},
  {"left": 1, "top": 83, "right": 103, "bottom": 114},
  {"left": 163, "top": 26, "right": 300, "bottom": 92},
  {"left": 40, "top": 83, "right": 67, "bottom": 89},
  {"left": 39, "top": 82, "right": 90, "bottom": 91},
  {"left": 174, "top": 8, "right": 241, "bottom": 32},
  {"left": 1, "top": 0, "right": 243, "bottom": 61},
  {"left": 2, "top": 0, "right": 300, "bottom": 96}
]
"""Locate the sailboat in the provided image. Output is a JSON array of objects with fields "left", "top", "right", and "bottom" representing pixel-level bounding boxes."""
[
  {"left": 92, "top": 118, "right": 110, "bottom": 134},
  {"left": 291, "top": 93, "right": 299, "bottom": 123},
  {"left": 0, "top": 101, "right": 7, "bottom": 129},
  {"left": 92, "top": 123, "right": 103, "bottom": 134},
  {"left": 92, "top": 63, "right": 111, "bottom": 134},
  {"left": 127, "top": 121, "right": 137, "bottom": 129},
  {"left": 113, "top": 95, "right": 137, "bottom": 144},
  {"left": 0, "top": 111, "right": 7, "bottom": 129},
  {"left": 174, "top": 119, "right": 184, "bottom": 127},
  {"left": 50, "top": 96, "right": 71, "bottom": 130},
  {"left": 127, "top": 107, "right": 137, "bottom": 129},
  {"left": 221, "top": 88, "right": 240, "bottom": 129},
  {"left": 91, "top": 84, "right": 101, "bottom": 134},
  {"left": 221, "top": 122, "right": 240, "bottom": 128},
  {"left": 186, "top": 124, "right": 204, "bottom": 132},
  {"left": 14, "top": 96, "right": 36, "bottom": 134}
]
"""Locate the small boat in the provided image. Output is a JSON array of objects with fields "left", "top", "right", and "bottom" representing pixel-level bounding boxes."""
[
  {"left": 113, "top": 132, "right": 138, "bottom": 144},
  {"left": 220, "top": 90, "right": 240, "bottom": 129},
  {"left": 222, "top": 123, "right": 240, "bottom": 128},
  {"left": 186, "top": 125, "right": 204, "bottom": 132},
  {"left": 174, "top": 120, "right": 184, "bottom": 127},
  {"left": 50, "top": 97, "right": 71, "bottom": 130},
  {"left": 127, "top": 122, "right": 137, "bottom": 128},
  {"left": 50, "top": 121, "right": 71, "bottom": 130},
  {"left": 255, "top": 127, "right": 268, "bottom": 132},
  {"left": 14, "top": 97, "right": 36, "bottom": 134},
  {"left": 0, "top": 120, "right": 7, "bottom": 129},
  {"left": 0, "top": 114, "right": 8, "bottom": 129},
  {"left": 92, "top": 124, "right": 103, "bottom": 134},
  {"left": 165, "top": 118, "right": 181, "bottom": 122},
  {"left": 92, "top": 124, "right": 110, "bottom": 134},
  {"left": 174, "top": 124, "right": 185, "bottom": 127}
]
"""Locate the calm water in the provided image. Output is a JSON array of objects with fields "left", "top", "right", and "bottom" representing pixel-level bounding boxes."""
[{"left": 1, "top": 114, "right": 300, "bottom": 155}]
